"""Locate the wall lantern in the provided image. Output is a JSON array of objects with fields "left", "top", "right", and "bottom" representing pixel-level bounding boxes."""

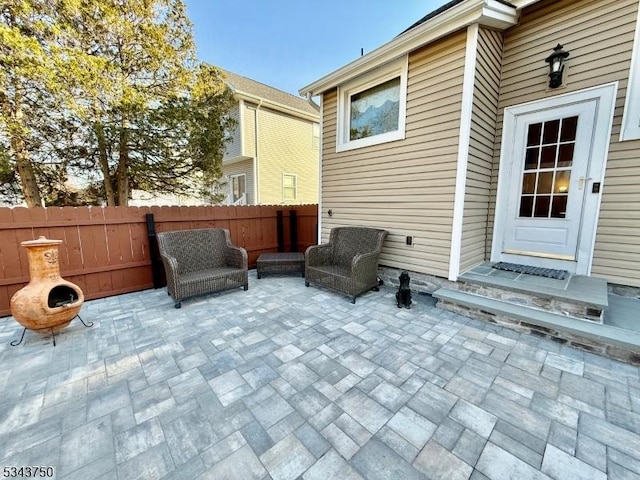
[{"left": 545, "top": 44, "right": 570, "bottom": 89}]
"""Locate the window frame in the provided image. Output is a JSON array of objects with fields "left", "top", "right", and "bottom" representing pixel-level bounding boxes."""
[
  {"left": 620, "top": 2, "right": 640, "bottom": 141},
  {"left": 282, "top": 173, "right": 297, "bottom": 202},
  {"left": 336, "top": 56, "right": 408, "bottom": 152}
]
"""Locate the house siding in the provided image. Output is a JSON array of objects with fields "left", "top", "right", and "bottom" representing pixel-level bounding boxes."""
[
  {"left": 223, "top": 159, "right": 254, "bottom": 205},
  {"left": 244, "top": 104, "right": 257, "bottom": 159},
  {"left": 320, "top": 31, "right": 466, "bottom": 278},
  {"left": 488, "top": 0, "right": 640, "bottom": 287},
  {"left": 460, "top": 27, "right": 504, "bottom": 273},
  {"left": 224, "top": 105, "right": 242, "bottom": 159},
  {"left": 257, "top": 107, "right": 319, "bottom": 205}
]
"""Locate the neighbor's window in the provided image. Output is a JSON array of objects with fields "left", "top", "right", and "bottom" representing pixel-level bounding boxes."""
[
  {"left": 283, "top": 174, "right": 297, "bottom": 202},
  {"left": 621, "top": 5, "right": 640, "bottom": 140},
  {"left": 231, "top": 174, "right": 246, "bottom": 203},
  {"left": 337, "top": 56, "right": 408, "bottom": 152}
]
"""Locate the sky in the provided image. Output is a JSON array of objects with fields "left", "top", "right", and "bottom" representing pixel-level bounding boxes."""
[{"left": 183, "top": 0, "right": 450, "bottom": 97}]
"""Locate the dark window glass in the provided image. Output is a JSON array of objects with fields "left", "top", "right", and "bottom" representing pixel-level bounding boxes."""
[
  {"left": 551, "top": 195, "right": 568, "bottom": 218},
  {"left": 519, "top": 196, "right": 534, "bottom": 217},
  {"left": 534, "top": 196, "right": 551, "bottom": 217},
  {"left": 525, "top": 148, "right": 539, "bottom": 170},
  {"left": 542, "top": 119, "right": 560, "bottom": 144},
  {"left": 527, "top": 123, "right": 542, "bottom": 146},
  {"left": 540, "top": 146, "right": 557, "bottom": 169},
  {"left": 557, "top": 143, "right": 574, "bottom": 167},
  {"left": 560, "top": 116, "right": 578, "bottom": 142}
]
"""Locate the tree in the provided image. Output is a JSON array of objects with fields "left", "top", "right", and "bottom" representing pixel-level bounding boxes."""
[
  {"left": 1, "top": 0, "right": 236, "bottom": 207},
  {"left": 0, "top": 1, "right": 58, "bottom": 207}
]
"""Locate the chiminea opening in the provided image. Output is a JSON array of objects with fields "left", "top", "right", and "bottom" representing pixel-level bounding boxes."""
[{"left": 48, "top": 286, "right": 79, "bottom": 308}]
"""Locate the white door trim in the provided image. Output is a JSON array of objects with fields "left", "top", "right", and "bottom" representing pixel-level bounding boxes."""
[{"left": 491, "top": 82, "right": 618, "bottom": 275}]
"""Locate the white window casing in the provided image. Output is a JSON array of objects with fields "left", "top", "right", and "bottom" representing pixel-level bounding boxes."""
[
  {"left": 283, "top": 173, "right": 297, "bottom": 202},
  {"left": 620, "top": 0, "right": 640, "bottom": 141},
  {"left": 336, "top": 56, "right": 408, "bottom": 152}
]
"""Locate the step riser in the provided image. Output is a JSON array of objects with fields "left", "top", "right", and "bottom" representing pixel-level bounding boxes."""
[
  {"left": 437, "top": 299, "right": 640, "bottom": 366},
  {"left": 455, "top": 281, "right": 603, "bottom": 323}
]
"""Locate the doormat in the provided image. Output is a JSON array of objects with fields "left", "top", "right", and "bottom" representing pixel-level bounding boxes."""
[{"left": 492, "top": 262, "right": 569, "bottom": 280}]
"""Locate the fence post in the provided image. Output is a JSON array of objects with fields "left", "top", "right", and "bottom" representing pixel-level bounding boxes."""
[
  {"left": 276, "top": 210, "right": 284, "bottom": 252},
  {"left": 289, "top": 210, "right": 298, "bottom": 252},
  {"left": 145, "top": 213, "right": 165, "bottom": 288}
]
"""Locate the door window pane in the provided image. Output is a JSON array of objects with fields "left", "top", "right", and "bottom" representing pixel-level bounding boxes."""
[
  {"left": 560, "top": 116, "right": 578, "bottom": 142},
  {"left": 525, "top": 148, "right": 539, "bottom": 169},
  {"left": 557, "top": 144, "right": 574, "bottom": 167},
  {"left": 519, "top": 196, "right": 534, "bottom": 217},
  {"left": 551, "top": 195, "right": 568, "bottom": 218},
  {"left": 522, "top": 173, "right": 536, "bottom": 194},
  {"left": 527, "top": 123, "right": 542, "bottom": 146},
  {"left": 554, "top": 171, "right": 571, "bottom": 193},
  {"left": 534, "top": 196, "right": 551, "bottom": 217},
  {"left": 540, "top": 146, "right": 557, "bottom": 169},
  {"left": 542, "top": 119, "right": 560, "bottom": 144},
  {"left": 537, "top": 172, "right": 553, "bottom": 194},
  {"left": 518, "top": 115, "right": 578, "bottom": 219}
]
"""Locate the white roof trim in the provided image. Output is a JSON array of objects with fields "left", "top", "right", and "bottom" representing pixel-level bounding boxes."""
[
  {"left": 299, "top": 0, "right": 518, "bottom": 97},
  {"left": 230, "top": 89, "right": 319, "bottom": 122}
]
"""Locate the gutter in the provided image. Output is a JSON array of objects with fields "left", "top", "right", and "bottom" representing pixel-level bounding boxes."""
[{"left": 299, "top": 0, "right": 517, "bottom": 97}]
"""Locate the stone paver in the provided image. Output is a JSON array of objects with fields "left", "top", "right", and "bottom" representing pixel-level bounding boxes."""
[{"left": 0, "top": 271, "right": 639, "bottom": 479}]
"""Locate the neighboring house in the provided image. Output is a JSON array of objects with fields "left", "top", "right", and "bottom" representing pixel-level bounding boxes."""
[
  {"left": 221, "top": 70, "right": 320, "bottom": 206},
  {"left": 301, "top": 0, "right": 640, "bottom": 354}
]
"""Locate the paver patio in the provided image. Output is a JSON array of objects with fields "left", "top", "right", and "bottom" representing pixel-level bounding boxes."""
[{"left": 0, "top": 271, "right": 639, "bottom": 479}]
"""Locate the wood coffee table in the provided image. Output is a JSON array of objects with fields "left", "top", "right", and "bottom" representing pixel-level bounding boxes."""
[{"left": 257, "top": 252, "right": 305, "bottom": 279}]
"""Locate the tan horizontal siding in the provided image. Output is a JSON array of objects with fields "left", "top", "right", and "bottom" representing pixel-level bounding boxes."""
[
  {"left": 488, "top": 0, "right": 640, "bottom": 287},
  {"left": 320, "top": 31, "right": 466, "bottom": 277},
  {"left": 257, "top": 108, "right": 319, "bottom": 205},
  {"left": 461, "top": 27, "right": 503, "bottom": 273}
]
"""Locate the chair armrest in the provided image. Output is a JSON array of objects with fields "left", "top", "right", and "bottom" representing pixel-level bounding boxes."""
[
  {"left": 224, "top": 245, "right": 248, "bottom": 269},
  {"left": 351, "top": 251, "right": 382, "bottom": 279},
  {"left": 160, "top": 253, "right": 180, "bottom": 290},
  {"left": 305, "top": 244, "right": 333, "bottom": 266}
]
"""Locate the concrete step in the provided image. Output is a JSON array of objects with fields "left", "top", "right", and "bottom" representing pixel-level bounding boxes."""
[
  {"left": 458, "top": 270, "right": 608, "bottom": 310},
  {"left": 433, "top": 288, "right": 640, "bottom": 364}
]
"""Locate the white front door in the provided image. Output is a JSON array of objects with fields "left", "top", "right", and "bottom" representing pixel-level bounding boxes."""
[{"left": 491, "top": 84, "right": 617, "bottom": 274}]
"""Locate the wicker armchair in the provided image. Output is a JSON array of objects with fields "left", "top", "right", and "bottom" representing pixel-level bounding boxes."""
[
  {"left": 305, "top": 227, "right": 388, "bottom": 303},
  {"left": 157, "top": 228, "right": 248, "bottom": 308}
]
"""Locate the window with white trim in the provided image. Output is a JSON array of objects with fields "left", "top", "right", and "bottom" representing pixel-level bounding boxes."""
[
  {"left": 283, "top": 174, "right": 297, "bottom": 202},
  {"left": 621, "top": 2, "right": 640, "bottom": 141},
  {"left": 231, "top": 174, "right": 246, "bottom": 203},
  {"left": 336, "top": 56, "right": 408, "bottom": 152}
]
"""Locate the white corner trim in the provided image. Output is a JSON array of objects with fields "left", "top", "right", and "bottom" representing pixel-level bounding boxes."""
[
  {"left": 449, "top": 24, "right": 479, "bottom": 282},
  {"left": 620, "top": 0, "right": 640, "bottom": 141},
  {"left": 299, "top": 0, "right": 517, "bottom": 97},
  {"left": 317, "top": 95, "right": 324, "bottom": 242}
]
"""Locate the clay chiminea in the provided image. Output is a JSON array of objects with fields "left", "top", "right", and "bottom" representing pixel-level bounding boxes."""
[{"left": 10, "top": 236, "right": 84, "bottom": 333}]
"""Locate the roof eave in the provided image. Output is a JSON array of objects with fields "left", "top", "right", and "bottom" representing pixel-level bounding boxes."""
[
  {"left": 233, "top": 90, "right": 320, "bottom": 122},
  {"left": 299, "top": 0, "right": 518, "bottom": 97}
]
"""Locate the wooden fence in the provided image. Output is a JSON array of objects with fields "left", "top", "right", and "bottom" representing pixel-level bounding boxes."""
[{"left": 0, "top": 204, "right": 318, "bottom": 317}]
